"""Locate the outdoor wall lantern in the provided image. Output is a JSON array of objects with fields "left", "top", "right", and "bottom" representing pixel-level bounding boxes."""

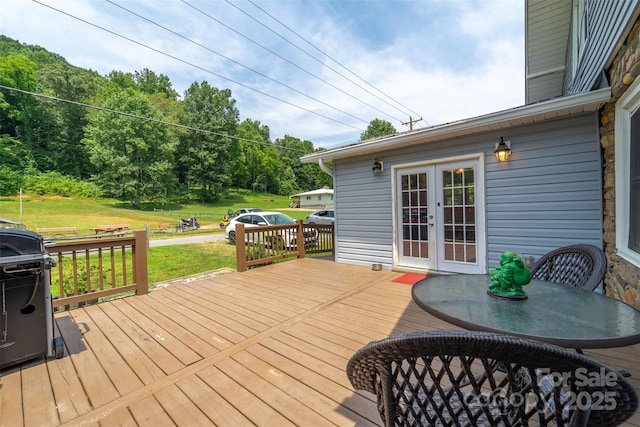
[
  {"left": 372, "top": 158, "right": 384, "bottom": 176},
  {"left": 494, "top": 137, "right": 512, "bottom": 162}
]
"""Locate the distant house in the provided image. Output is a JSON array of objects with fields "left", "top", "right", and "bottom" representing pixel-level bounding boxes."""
[
  {"left": 301, "top": 0, "right": 640, "bottom": 305},
  {"left": 290, "top": 187, "right": 334, "bottom": 209}
]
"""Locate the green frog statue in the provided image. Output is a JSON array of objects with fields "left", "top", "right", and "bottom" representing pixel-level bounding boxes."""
[{"left": 488, "top": 251, "right": 532, "bottom": 299}]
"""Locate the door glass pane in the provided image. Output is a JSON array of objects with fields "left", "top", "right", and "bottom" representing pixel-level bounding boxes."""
[
  {"left": 401, "top": 172, "right": 429, "bottom": 259},
  {"left": 402, "top": 175, "right": 409, "bottom": 190},
  {"left": 442, "top": 167, "right": 476, "bottom": 263}
]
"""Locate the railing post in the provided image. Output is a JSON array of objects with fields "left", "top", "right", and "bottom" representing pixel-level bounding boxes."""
[
  {"left": 297, "top": 220, "right": 306, "bottom": 259},
  {"left": 133, "top": 230, "right": 149, "bottom": 295},
  {"left": 236, "top": 223, "right": 248, "bottom": 272},
  {"left": 331, "top": 223, "right": 336, "bottom": 254}
]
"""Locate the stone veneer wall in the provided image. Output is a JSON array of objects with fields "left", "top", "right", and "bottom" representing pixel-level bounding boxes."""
[{"left": 600, "top": 19, "right": 640, "bottom": 307}]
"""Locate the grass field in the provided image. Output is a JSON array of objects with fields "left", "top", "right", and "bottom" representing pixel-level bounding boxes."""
[
  {"left": 0, "top": 191, "right": 314, "bottom": 286},
  {"left": 0, "top": 190, "right": 312, "bottom": 233},
  {"left": 147, "top": 240, "right": 237, "bottom": 285}
]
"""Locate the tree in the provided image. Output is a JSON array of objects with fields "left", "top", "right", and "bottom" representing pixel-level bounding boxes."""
[
  {"left": 177, "top": 82, "right": 239, "bottom": 201},
  {"left": 277, "top": 166, "right": 298, "bottom": 196},
  {"left": 106, "top": 70, "right": 137, "bottom": 92},
  {"left": 0, "top": 134, "right": 31, "bottom": 195},
  {"left": 359, "top": 118, "right": 397, "bottom": 141},
  {"left": 83, "top": 91, "right": 176, "bottom": 206},
  {"left": 133, "top": 68, "right": 178, "bottom": 99},
  {"left": 0, "top": 54, "right": 38, "bottom": 141},
  {"left": 232, "top": 119, "right": 280, "bottom": 192},
  {"left": 311, "top": 148, "right": 333, "bottom": 189},
  {"left": 273, "top": 135, "right": 316, "bottom": 192},
  {"left": 37, "top": 62, "right": 100, "bottom": 177}
]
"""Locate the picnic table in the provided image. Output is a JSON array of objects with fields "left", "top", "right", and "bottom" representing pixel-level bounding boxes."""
[{"left": 90, "top": 224, "right": 129, "bottom": 234}]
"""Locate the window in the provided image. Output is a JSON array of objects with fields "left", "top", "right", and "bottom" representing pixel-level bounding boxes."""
[{"left": 614, "top": 76, "right": 640, "bottom": 266}]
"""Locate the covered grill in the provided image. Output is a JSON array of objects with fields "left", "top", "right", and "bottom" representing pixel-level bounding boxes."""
[{"left": 0, "top": 228, "right": 61, "bottom": 369}]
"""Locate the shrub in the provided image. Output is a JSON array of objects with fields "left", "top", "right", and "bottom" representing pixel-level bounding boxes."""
[
  {"left": 23, "top": 172, "right": 102, "bottom": 197},
  {"left": 50, "top": 262, "right": 111, "bottom": 299},
  {"left": 0, "top": 166, "right": 24, "bottom": 195}
]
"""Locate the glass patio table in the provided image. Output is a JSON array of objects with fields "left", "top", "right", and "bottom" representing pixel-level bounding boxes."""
[{"left": 411, "top": 274, "right": 640, "bottom": 349}]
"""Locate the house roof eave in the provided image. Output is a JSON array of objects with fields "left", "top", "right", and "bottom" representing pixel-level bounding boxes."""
[
  {"left": 290, "top": 188, "right": 334, "bottom": 198},
  {"left": 300, "top": 88, "right": 611, "bottom": 164}
]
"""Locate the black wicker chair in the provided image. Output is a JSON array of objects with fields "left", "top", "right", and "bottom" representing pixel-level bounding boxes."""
[
  {"left": 530, "top": 244, "right": 607, "bottom": 291},
  {"left": 346, "top": 331, "right": 637, "bottom": 427}
]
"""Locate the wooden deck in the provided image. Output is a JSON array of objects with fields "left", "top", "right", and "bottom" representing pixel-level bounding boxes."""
[{"left": 1, "top": 258, "right": 639, "bottom": 426}]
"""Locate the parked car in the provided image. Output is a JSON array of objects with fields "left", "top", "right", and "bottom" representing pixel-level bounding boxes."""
[
  {"left": 304, "top": 209, "right": 335, "bottom": 225},
  {"left": 228, "top": 207, "right": 263, "bottom": 217},
  {"left": 220, "top": 208, "right": 263, "bottom": 228},
  {"left": 224, "top": 211, "right": 317, "bottom": 247}
]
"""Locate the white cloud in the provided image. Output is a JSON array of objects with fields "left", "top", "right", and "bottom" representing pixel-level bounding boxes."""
[{"left": 1, "top": 0, "right": 525, "bottom": 148}]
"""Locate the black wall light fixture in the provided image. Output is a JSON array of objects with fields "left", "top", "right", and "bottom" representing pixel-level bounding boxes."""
[
  {"left": 495, "top": 137, "right": 512, "bottom": 162},
  {"left": 372, "top": 159, "right": 383, "bottom": 176}
]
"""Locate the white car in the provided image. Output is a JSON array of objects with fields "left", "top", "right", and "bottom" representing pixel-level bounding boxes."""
[{"left": 224, "top": 211, "right": 317, "bottom": 247}]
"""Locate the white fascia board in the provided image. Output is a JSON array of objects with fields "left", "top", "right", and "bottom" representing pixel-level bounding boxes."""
[
  {"left": 290, "top": 188, "right": 334, "bottom": 197},
  {"left": 301, "top": 88, "right": 611, "bottom": 163}
]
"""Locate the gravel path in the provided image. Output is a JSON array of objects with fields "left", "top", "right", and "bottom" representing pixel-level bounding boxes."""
[{"left": 149, "top": 232, "right": 226, "bottom": 247}]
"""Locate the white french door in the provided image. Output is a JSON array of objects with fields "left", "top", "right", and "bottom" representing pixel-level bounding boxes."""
[
  {"left": 396, "top": 159, "right": 485, "bottom": 274},
  {"left": 396, "top": 167, "right": 436, "bottom": 270}
]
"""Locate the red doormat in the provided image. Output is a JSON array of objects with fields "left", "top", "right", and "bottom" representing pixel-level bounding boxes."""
[{"left": 392, "top": 273, "right": 428, "bottom": 285}]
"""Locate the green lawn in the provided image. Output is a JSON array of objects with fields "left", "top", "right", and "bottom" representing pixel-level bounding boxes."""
[
  {"left": 147, "top": 240, "right": 237, "bottom": 285},
  {"left": 0, "top": 190, "right": 312, "bottom": 233},
  {"left": 0, "top": 191, "right": 313, "bottom": 286}
]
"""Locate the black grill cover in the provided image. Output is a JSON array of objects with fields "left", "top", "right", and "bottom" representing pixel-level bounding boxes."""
[{"left": 0, "top": 229, "right": 45, "bottom": 257}]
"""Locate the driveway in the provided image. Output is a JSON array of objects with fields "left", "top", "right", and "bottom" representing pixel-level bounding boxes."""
[{"left": 149, "top": 232, "right": 226, "bottom": 247}]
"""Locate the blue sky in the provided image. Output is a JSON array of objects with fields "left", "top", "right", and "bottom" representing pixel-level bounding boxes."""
[{"left": 1, "top": 0, "right": 525, "bottom": 148}]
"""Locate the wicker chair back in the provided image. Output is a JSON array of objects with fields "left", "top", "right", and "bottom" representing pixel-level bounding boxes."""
[
  {"left": 347, "top": 331, "right": 637, "bottom": 427},
  {"left": 530, "top": 244, "right": 607, "bottom": 291}
]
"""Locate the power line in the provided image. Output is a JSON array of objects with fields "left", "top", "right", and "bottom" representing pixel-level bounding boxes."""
[
  {"left": 106, "top": 0, "right": 370, "bottom": 125},
  {"left": 0, "top": 84, "right": 309, "bottom": 154},
  {"left": 402, "top": 116, "right": 423, "bottom": 131},
  {"left": 32, "top": 0, "right": 365, "bottom": 133},
  {"left": 237, "top": 0, "right": 426, "bottom": 124},
  {"left": 181, "top": 0, "right": 403, "bottom": 124}
]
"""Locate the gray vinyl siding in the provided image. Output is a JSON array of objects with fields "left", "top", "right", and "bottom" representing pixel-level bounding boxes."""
[
  {"left": 526, "top": 0, "right": 572, "bottom": 103},
  {"left": 333, "top": 113, "right": 602, "bottom": 272},
  {"left": 333, "top": 159, "right": 394, "bottom": 267},
  {"left": 485, "top": 113, "right": 603, "bottom": 268},
  {"left": 564, "top": 0, "right": 638, "bottom": 94}
]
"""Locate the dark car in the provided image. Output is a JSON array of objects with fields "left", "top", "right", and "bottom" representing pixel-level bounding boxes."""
[
  {"left": 304, "top": 209, "right": 335, "bottom": 225},
  {"left": 228, "top": 207, "right": 263, "bottom": 218}
]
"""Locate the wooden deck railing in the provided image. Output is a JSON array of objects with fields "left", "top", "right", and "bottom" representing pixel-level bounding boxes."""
[
  {"left": 46, "top": 230, "right": 148, "bottom": 310},
  {"left": 236, "top": 220, "right": 334, "bottom": 272}
]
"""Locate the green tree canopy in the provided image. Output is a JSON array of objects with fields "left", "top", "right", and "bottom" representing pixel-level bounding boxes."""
[
  {"left": 0, "top": 54, "right": 38, "bottom": 138},
  {"left": 83, "top": 91, "right": 176, "bottom": 206},
  {"left": 359, "top": 118, "right": 397, "bottom": 141},
  {"left": 134, "top": 68, "right": 178, "bottom": 99},
  {"left": 177, "top": 82, "right": 239, "bottom": 201},
  {"left": 274, "top": 135, "right": 317, "bottom": 193},
  {"left": 232, "top": 119, "right": 281, "bottom": 193},
  {"left": 36, "top": 62, "right": 100, "bottom": 177},
  {"left": 0, "top": 35, "right": 338, "bottom": 201}
]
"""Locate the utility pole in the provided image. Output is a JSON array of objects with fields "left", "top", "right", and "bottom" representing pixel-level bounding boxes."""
[{"left": 402, "top": 116, "right": 422, "bottom": 131}]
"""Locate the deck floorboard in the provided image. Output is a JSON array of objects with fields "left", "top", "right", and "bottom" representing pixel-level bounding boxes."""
[{"left": 1, "top": 257, "right": 638, "bottom": 426}]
